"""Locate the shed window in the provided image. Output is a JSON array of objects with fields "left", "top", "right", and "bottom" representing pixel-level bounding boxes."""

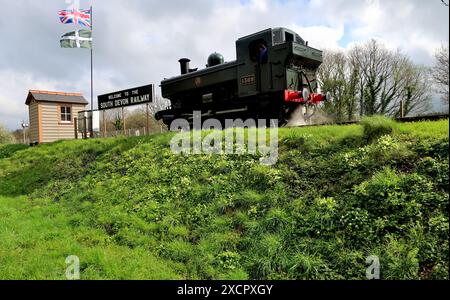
[{"left": 60, "top": 106, "right": 72, "bottom": 122}]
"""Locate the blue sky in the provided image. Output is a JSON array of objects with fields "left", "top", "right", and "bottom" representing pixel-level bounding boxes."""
[
  {"left": 0, "top": 0, "right": 448, "bottom": 129},
  {"left": 338, "top": 25, "right": 352, "bottom": 48}
]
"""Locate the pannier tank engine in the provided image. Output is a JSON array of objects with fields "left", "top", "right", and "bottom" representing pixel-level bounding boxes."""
[{"left": 155, "top": 28, "right": 329, "bottom": 126}]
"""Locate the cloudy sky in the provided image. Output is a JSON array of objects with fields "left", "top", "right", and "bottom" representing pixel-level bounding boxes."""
[{"left": 0, "top": 0, "right": 448, "bottom": 129}]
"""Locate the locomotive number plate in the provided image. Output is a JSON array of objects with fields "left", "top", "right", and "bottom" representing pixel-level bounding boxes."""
[{"left": 241, "top": 75, "right": 256, "bottom": 86}]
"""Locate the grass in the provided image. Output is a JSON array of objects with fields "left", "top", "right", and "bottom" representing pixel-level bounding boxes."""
[
  {"left": 0, "top": 196, "right": 182, "bottom": 280},
  {"left": 0, "top": 117, "right": 448, "bottom": 279}
]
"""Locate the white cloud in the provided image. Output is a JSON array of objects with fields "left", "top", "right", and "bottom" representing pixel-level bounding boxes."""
[
  {"left": 291, "top": 24, "right": 345, "bottom": 50},
  {"left": 0, "top": 71, "right": 59, "bottom": 122}
]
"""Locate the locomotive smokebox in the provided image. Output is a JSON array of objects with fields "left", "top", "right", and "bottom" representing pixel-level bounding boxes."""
[{"left": 179, "top": 58, "right": 191, "bottom": 75}]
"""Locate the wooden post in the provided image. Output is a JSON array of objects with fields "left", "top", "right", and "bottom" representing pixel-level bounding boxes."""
[
  {"left": 102, "top": 111, "right": 106, "bottom": 138},
  {"left": 84, "top": 115, "right": 88, "bottom": 139},
  {"left": 90, "top": 111, "right": 94, "bottom": 139},
  {"left": 122, "top": 107, "right": 126, "bottom": 136},
  {"left": 146, "top": 103, "right": 150, "bottom": 136},
  {"left": 74, "top": 117, "right": 78, "bottom": 139}
]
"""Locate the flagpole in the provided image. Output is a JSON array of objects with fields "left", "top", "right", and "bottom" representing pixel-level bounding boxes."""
[{"left": 90, "top": 5, "right": 94, "bottom": 112}]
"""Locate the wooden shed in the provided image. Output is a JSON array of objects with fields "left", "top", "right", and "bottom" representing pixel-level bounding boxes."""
[{"left": 25, "top": 90, "right": 88, "bottom": 144}]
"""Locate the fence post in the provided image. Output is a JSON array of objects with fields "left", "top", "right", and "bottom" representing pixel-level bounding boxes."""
[
  {"left": 84, "top": 116, "right": 88, "bottom": 139},
  {"left": 122, "top": 107, "right": 126, "bottom": 136},
  {"left": 90, "top": 112, "right": 94, "bottom": 139},
  {"left": 146, "top": 103, "right": 150, "bottom": 136},
  {"left": 102, "top": 111, "right": 106, "bottom": 138},
  {"left": 74, "top": 117, "right": 78, "bottom": 139}
]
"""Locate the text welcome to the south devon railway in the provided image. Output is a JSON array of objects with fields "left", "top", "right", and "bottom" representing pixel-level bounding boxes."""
[{"left": 97, "top": 84, "right": 154, "bottom": 110}]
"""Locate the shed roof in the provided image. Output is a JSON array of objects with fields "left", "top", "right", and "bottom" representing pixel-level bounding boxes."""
[{"left": 25, "top": 90, "right": 88, "bottom": 105}]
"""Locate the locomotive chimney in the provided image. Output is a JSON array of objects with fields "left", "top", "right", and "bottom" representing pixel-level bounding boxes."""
[{"left": 179, "top": 58, "right": 191, "bottom": 75}]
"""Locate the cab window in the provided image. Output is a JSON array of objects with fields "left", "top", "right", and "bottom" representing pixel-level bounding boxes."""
[{"left": 249, "top": 39, "right": 268, "bottom": 64}]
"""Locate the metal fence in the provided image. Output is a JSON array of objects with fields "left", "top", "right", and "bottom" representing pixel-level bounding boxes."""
[{"left": 76, "top": 109, "right": 166, "bottom": 139}]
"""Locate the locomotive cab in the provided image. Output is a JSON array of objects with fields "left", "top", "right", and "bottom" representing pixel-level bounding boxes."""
[{"left": 236, "top": 28, "right": 323, "bottom": 98}]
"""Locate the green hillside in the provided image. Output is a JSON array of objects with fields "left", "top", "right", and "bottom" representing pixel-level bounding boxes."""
[{"left": 0, "top": 118, "right": 448, "bottom": 280}]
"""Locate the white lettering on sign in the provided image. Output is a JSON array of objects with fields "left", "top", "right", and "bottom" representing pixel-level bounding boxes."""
[
  {"left": 108, "top": 93, "right": 122, "bottom": 100},
  {"left": 100, "top": 101, "right": 114, "bottom": 109},
  {"left": 98, "top": 84, "right": 153, "bottom": 110},
  {"left": 130, "top": 94, "right": 150, "bottom": 104},
  {"left": 115, "top": 98, "right": 130, "bottom": 106}
]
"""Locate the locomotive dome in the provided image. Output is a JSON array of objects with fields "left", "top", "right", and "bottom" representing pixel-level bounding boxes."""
[{"left": 207, "top": 52, "right": 224, "bottom": 67}]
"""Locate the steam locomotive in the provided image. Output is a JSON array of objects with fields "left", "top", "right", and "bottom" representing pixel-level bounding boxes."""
[{"left": 155, "top": 28, "right": 328, "bottom": 126}]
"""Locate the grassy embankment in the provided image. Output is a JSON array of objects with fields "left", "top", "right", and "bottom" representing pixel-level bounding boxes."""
[{"left": 0, "top": 117, "right": 448, "bottom": 279}]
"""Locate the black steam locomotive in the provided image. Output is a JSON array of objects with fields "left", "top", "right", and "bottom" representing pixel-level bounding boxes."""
[{"left": 155, "top": 28, "right": 328, "bottom": 126}]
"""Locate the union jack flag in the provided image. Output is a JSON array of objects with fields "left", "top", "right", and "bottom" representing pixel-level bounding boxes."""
[{"left": 58, "top": 8, "right": 91, "bottom": 28}]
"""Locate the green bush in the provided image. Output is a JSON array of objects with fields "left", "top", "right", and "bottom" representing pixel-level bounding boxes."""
[
  {"left": 353, "top": 168, "right": 424, "bottom": 229},
  {"left": 382, "top": 236, "right": 420, "bottom": 280},
  {"left": 0, "top": 144, "right": 28, "bottom": 159},
  {"left": 361, "top": 115, "right": 398, "bottom": 142}
]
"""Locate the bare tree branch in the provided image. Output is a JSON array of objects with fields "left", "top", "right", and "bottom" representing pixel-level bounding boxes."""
[{"left": 432, "top": 45, "right": 449, "bottom": 104}]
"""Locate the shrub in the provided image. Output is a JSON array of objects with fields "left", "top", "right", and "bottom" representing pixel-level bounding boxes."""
[
  {"left": 361, "top": 116, "right": 398, "bottom": 142},
  {"left": 353, "top": 168, "right": 422, "bottom": 227},
  {"left": 215, "top": 251, "right": 241, "bottom": 271},
  {"left": 339, "top": 208, "right": 374, "bottom": 243},
  {"left": 382, "top": 236, "right": 420, "bottom": 280},
  {"left": 0, "top": 144, "right": 28, "bottom": 159},
  {"left": 417, "top": 157, "right": 449, "bottom": 191}
]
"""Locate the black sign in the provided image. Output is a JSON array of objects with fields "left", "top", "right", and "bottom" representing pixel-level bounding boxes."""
[{"left": 98, "top": 84, "right": 154, "bottom": 111}]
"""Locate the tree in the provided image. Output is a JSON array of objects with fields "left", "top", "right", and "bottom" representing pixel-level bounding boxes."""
[
  {"left": 432, "top": 45, "right": 449, "bottom": 104},
  {"left": 0, "top": 124, "right": 13, "bottom": 144},
  {"left": 318, "top": 50, "right": 359, "bottom": 121},
  {"left": 319, "top": 40, "right": 431, "bottom": 121},
  {"left": 395, "top": 64, "right": 431, "bottom": 116},
  {"left": 112, "top": 113, "right": 123, "bottom": 131},
  {"left": 349, "top": 40, "right": 418, "bottom": 116}
]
